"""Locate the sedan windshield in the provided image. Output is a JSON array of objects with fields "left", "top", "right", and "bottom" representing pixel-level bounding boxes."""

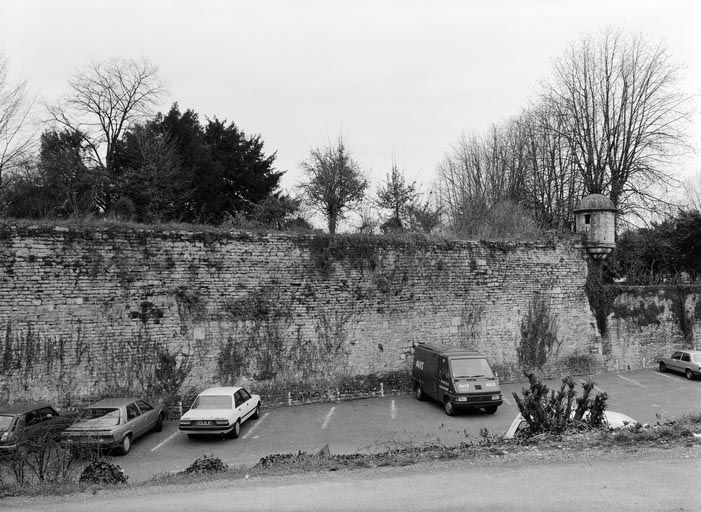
[
  {"left": 192, "top": 395, "right": 232, "bottom": 409},
  {"left": 79, "top": 408, "right": 120, "bottom": 425},
  {"left": 450, "top": 358, "right": 494, "bottom": 379},
  {"left": 0, "top": 415, "right": 14, "bottom": 430}
]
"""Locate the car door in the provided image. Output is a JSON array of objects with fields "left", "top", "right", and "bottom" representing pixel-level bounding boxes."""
[
  {"left": 33, "top": 407, "right": 62, "bottom": 441},
  {"left": 135, "top": 400, "right": 156, "bottom": 430},
  {"left": 233, "top": 391, "right": 244, "bottom": 422},
  {"left": 680, "top": 352, "right": 692, "bottom": 373},
  {"left": 238, "top": 389, "right": 254, "bottom": 420},
  {"left": 670, "top": 352, "right": 683, "bottom": 372},
  {"left": 125, "top": 403, "right": 145, "bottom": 438}
]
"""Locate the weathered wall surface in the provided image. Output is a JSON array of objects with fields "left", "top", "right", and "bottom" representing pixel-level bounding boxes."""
[
  {"left": 604, "top": 286, "right": 701, "bottom": 371},
  {"left": 0, "top": 223, "right": 693, "bottom": 408}
]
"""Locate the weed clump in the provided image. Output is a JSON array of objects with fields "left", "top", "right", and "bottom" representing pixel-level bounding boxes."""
[
  {"left": 79, "top": 461, "right": 128, "bottom": 485},
  {"left": 183, "top": 455, "right": 228, "bottom": 474}
]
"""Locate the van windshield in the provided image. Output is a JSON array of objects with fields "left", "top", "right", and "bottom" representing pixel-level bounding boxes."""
[{"left": 450, "top": 358, "right": 494, "bottom": 379}]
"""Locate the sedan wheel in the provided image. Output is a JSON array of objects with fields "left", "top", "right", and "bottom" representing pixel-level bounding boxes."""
[
  {"left": 117, "top": 434, "right": 131, "bottom": 455},
  {"left": 252, "top": 405, "right": 260, "bottom": 420},
  {"left": 226, "top": 420, "right": 241, "bottom": 439},
  {"left": 686, "top": 369, "right": 694, "bottom": 380},
  {"left": 659, "top": 362, "right": 667, "bottom": 373}
]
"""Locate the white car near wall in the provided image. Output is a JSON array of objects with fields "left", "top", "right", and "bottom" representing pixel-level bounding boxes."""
[{"left": 179, "top": 387, "right": 261, "bottom": 439}]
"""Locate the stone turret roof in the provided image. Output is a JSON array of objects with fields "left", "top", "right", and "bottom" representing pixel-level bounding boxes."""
[{"left": 573, "top": 194, "right": 616, "bottom": 213}]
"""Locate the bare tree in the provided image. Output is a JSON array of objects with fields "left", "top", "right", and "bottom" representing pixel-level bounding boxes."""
[
  {"left": 47, "top": 58, "right": 164, "bottom": 175},
  {"left": 546, "top": 29, "right": 693, "bottom": 212},
  {"left": 299, "top": 136, "right": 367, "bottom": 234},
  {"left": 0, "top": 54, "right": 35, "bottom": 190},
  {"left": 682, "top": 171, "right": 701, "bottom": 211},
  {"left": 518, "top": 104, "right": 582, "bottom": 229}
]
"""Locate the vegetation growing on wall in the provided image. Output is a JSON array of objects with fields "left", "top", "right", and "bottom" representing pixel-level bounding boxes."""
[
  {"left": 517, "top": 294, "right": 561, "bottom": 368},
  {"left": 585, "top": 261, "right": 618, "bottom": 336}
]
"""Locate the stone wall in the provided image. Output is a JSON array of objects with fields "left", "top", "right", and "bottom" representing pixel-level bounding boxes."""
[
  {"left": 0, "top": 222, "right": 691, "bottom": 408},
  {"left": 604, "top": 285, "right": 701, "bottom": 371}
]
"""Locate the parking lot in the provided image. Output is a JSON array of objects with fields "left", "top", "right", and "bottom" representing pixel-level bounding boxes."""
[{"left": 117, "top": 369, "right": 701, "bottom": 482}]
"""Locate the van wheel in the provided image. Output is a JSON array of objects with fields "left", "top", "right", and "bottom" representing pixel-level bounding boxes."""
[
  {"left": 484, "top": 405, "right": 498, "bottom": 414},
  {"left": 443, "top": 399, "right": 455, "bottom": 416},
  {"left": 415, "top": 386, "right": 425, "bottom": 401}
]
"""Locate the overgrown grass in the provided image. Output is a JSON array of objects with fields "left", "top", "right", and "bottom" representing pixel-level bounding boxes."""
[{"left": 3, "top": 413, "right": 699, "bottom": 498}]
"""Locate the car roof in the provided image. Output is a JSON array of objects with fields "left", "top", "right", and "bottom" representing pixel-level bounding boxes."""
[
  {"left": 84, "top": 398, "right": 142, "bottom": 408},
  {"left": 0, "top": 403, "right": 56, "bottom": 416},
  {"left": 198, "top": 387, "right": 242, "bottom": 396}
]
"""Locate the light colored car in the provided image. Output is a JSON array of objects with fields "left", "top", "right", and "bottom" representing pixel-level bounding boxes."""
[
  {"left": 659, "top": 350, "right": 701, "bottom": 380},
  {"left": 61, "top": 398, "right": 164, "bottom": 455},
  {"left": 179, "top": 387, "right": 261, "bottom": 439},
  {"left": 504, "top": 410, "right": 637, "bottom": 439}
]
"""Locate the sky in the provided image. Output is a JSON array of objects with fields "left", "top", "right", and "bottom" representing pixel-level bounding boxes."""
[{"left": 1, "top": 0, "right": 700, "bottom": 198}]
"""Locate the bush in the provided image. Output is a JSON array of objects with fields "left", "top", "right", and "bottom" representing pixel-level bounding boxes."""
[
  {"left": 79, "top": 461, "right": 128, "bottom": 485},
  {"left": 182, "top": 455, "right": 228, "bottom": 474},
  {"left": 512, "top": 373, "right": 609, "bottom": 436}
]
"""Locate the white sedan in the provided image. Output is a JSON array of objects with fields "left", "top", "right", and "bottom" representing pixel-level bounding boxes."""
[{"left": 179, "top": 387, "right": 261, "bottom": 439}]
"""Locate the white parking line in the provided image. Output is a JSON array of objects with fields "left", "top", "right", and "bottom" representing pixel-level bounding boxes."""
[
  {"left": 391, "top": 400, "right": 397, "bottom": 419},
  {"left": 151, "top": 431, "right": 178, "bottom": 452},
  {"left": 618, "top": 375, "right": 647, "bottom": 388},
  {"left": 322, "top": 407, "right": 336, "bottom": 429},
  {"left": 242, "top": 412, "right": 269, "bottom": 439},
  {"left": 653, "top": 372, "right": 681, "bottom": 382}
]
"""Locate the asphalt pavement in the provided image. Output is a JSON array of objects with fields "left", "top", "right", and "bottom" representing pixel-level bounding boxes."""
[{"left": 105, "top": 368, "right": 701, "bottom": 483}]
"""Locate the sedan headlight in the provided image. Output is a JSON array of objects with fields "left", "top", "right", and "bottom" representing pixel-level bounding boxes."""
[
  {"left": 179, "top": 420, "right": 191, "bottom": 426},
  {"left": 214, "top": 419, "right": 229, "bottom": 426}
]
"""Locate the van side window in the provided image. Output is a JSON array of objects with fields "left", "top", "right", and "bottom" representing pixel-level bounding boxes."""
[{"left": 439, "top": 358, "right": 449, "bottom": 380}]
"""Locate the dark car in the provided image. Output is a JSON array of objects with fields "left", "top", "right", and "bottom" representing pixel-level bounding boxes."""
[
  {"left": 61, "top": 398, "right": 164, "bottom": 455},
  {"left": 0, "top": 403, "right": 71, "bottom": 453}
]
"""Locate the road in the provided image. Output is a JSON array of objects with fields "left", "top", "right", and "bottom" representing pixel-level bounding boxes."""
[
  {"left": 109, "top": 368, "right": 700, "bottom": 482},
  {"left": 4, "top": 452, "right": 699, "bottom": 511}
]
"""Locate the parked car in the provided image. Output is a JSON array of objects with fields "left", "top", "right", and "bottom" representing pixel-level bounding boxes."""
[
  {"left": 658, "top": 350, "right": 701, "bottom": 380},
  {"left": 179, "top": 387, "right": 261, "bottom": 439},
  {"left": 504, "top": 410, "right": 638, "bottom": 439},
  {"left": 61, "top": 398, "right": 164, "bottom": 455},
  {"left": 412, "top": 343, "right": 503, "bottom": 416},
  {"left": 0, "top": 403, "right": 71, "bottom": 453}
]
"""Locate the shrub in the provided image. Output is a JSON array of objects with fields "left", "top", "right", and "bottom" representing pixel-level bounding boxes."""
[
  {"left": 79, "top": 461, "right": 128, "bottom": 485},
  {"left": 512, "top": 373, "right": 608, "bottom": 436},
  {"left": 183, "top": 455, "right": 228, "bottom": 474}
]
